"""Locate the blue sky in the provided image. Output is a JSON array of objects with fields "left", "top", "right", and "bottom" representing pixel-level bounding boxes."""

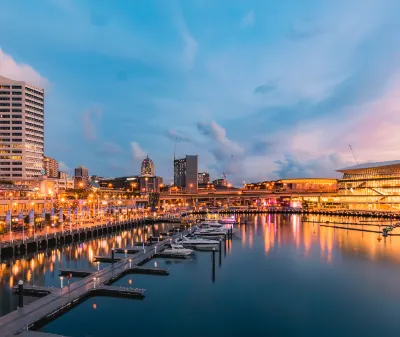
[{"left": 1, "top": 0, "right": 400, "bottom": 184}]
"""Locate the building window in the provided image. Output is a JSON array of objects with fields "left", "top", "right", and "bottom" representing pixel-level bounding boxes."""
[
  {"left": 12, "top": 92, "right": 22, "bottom": 95},
  {"left": 12, "top": 85, "right": 22, "bottom": 89},
  {"left": 11, "top": 156, "right": 22, "bottom": 160},
  {"left": 12, "top": 103, "right": 22, "bottom": 107}
]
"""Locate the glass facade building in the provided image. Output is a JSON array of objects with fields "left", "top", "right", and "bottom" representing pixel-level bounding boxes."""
[{"left": 337, "top": 161, "right": 400, "bottom": 210}]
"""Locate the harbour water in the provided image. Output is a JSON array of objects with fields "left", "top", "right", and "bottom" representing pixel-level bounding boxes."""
[{"left": 2, "top": 214, "right": 400, "bottom": 336}]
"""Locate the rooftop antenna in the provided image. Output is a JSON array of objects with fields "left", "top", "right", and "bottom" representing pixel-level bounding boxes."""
[
  {"left": 173, "top": 137, "right": 177, "bottom": 161},
  {"left": 349, "top": 144, "right": 359, "bottom": 164}
]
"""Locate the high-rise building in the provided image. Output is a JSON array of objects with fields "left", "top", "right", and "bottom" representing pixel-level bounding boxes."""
[
  {"left": 198, "top": 172, "right": 210, "bottom": 184},
  {"left": 141, "top": 155, "right": 154, "bottom": 176},
  {"left": 58, "top": 171, "right": 68, "bottom": 179},
  {"left": 174, "top": 155, "right": 198, "bottom": 193},
  {"left": 74, "top": 165, "right": 89, "bottom": 188},
  {"left": 43, "top": 156, "right": 58, "bottom": 178},
  {"left": 0, "top": 76, "right": 44, "bottom": 179}
]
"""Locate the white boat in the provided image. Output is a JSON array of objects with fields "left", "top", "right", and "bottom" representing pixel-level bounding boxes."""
[
  {"left": 178, "top": 236, "right": 219, "bottom": 249},
  {"left": 218, "top": 216, "right": 236, "bottom": 224},
  {"left": 193, "top": 228, "right": 228, "bottom": 237},
  {"left": 200, "top": 221, "right": 224, "bottom": 228},
  {"left": 162, "top": 244, "right": 193, "bottom": 256},
  {"left": 200, "top": 222, "right": 239, "bottom": 234}
]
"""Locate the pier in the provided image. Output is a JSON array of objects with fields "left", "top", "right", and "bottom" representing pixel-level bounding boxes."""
[
  {"left": 58, "top": 269, "right": 93, "bottom": 278},
  {"left": 0, "top": 216, "right": 181, "bottom": 259},
  {"left": 0, "top": 231, "right": 186, "bottom": 337},
  {"left": 12, "top": 285, "right": 55, "bottom": 297}
]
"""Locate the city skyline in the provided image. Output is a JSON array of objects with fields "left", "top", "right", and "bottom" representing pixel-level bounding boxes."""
[{"left": 0, "top": 0, "right": 400, "bottom": 183}]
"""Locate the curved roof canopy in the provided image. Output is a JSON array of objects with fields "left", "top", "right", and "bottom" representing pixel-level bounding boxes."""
[{"left": 337, "top": 160, "right": 400, "bottom": 173}]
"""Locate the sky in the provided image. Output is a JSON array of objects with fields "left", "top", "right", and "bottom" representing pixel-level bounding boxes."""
[{"left": 0, "top": 0, "right": 400, "bottom": 185}]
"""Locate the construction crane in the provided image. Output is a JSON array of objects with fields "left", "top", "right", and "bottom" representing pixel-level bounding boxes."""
[{"left": 349, "top": 144, "right": 359, "bottom": 165}]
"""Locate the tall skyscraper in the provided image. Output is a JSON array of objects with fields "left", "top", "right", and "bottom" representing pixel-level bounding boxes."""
[
  {"left": 43, "top": 156, "right": 58, "bottom": 178},
  {"left": 141, "top": 155, "right": 154, "bottom": 176},
  {"left": 74, "top": 165, "right": 89, "bottom": 188},
  {"left": 0, "top": 76, "right": 44, "bottom": 179},
  {"left": 174, "top": 155, "right": 198, "bottom": 193}
]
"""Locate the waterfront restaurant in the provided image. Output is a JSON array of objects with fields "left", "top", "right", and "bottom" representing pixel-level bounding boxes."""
[{"left": 336, "top": 160, "right": 400, "bottom": 211}]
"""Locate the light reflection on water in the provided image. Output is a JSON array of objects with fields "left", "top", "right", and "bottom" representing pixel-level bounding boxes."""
[
  {"left": 0, "top": 223, "right": 172, "bottom": 316},
  {"left": 2, "top": 214, "right": 400, "bottom": 337},
  {"left": 35, "top": 213, "right": 400, "bottom": 337}
]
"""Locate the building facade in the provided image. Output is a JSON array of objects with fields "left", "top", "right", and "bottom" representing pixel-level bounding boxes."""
[
  {"left": 337, "top": 161, "right": 400, "bottom": 211},
  {"left": 44, "top": 156, "right": 58, "bottom": 178},
  {"left": 198, "top": 172, "right": 210, "bottom": 184},
  {"left": 174, "top": 155, "right": 198, "bottom": 193},
  {"left": 74, "top": 165, "right": 89, "bottom": 188},
  {"left": 0, "top": 76, "right": 45, "bottom": 179},
  {"left": 141, "top": 156, "right": 154, "bottom": 176},
  {"left": 274, "top": 178, "right": 338, "bottom": 192},
  {"left": 213, "top": 178, "right": 227, "bottom": 188}
]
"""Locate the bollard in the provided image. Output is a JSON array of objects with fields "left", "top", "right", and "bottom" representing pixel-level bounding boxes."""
[
  {"left": 154, "top": 246, "right": 157, "bottom": 254},
  {"left": 111, "top": 249, "right": 115, "bottom": 263},
  {"left": 18, "top": 280, "right": 23, "bottom": 308},
  {"left": 97, "top": 261, "right": 100, "bottom": 271},
  {"left": 60, "top": 276, "right": 64, "bottom": 288},
  {"left": 224, "top": 235, "right": 227, "bottom": 256},
  {"left": 124, "top": 249, "right": 127, "bottom": 258},
  {"left": 129, "top": 258, "right": 132, "bottom": 269},
  {"left": 219, "top": 239, "right": 222, "bottom": 267},
  {"left": 93, "top": 277, "right": 97, "bottom": 289},
  {"left": 212, "top": 248, "right": 216, "bottom": 283}
]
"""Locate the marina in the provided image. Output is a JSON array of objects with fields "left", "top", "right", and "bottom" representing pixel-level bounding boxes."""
[
  {"left": 0, "top": 228, "right": 189, "bottom": 336},
  {"left": 1, "top": 214, "right": 400, "bottom": 336}
]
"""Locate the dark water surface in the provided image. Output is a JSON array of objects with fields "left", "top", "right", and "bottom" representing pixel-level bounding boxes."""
[
  {"left": 0, "top": 223, "right": 173, "bottom": 316},
  {"left": 3, "top": 214, "right": 400, "bottom": 336}
]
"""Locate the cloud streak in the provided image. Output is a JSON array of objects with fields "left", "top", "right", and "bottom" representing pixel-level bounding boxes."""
[{"left": 81, "top": 107, "right": 102, "bottom": 142}]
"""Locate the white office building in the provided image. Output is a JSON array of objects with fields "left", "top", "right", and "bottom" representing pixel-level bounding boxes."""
[{"left": 0, "top": 75, "right": 44, "bottom": 179}]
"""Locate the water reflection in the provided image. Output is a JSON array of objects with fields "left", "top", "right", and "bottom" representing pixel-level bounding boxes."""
[
  {"left": 2, "top": 214, "right": 400, "bottom": 319},
  {"left": 0, "top": 223, "right": 174, "bottom": 317}
]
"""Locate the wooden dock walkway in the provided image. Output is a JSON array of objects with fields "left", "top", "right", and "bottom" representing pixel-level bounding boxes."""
[
  {"left": 18, "top": 331, "right": 68, "bottom": 337},
  {"left": 95, "top": 285, "right": 145, "bottom": 299},
  {"left": 12, "top": 285, "right": 55, "bottom": 297},
  {"left": 130, "top": 266, "right": 169, "bottom": 275},
  {"left": 0, "top": 235, "right": 181, "bottom": 337},
  {"left": 93, "top": 256, "right": 122, "bottom": 263},
  {"left": 58, "top": 269, "right": 93, "bottom": 278},
  {"left": 114, "top": 248, "right": 139, "bottom": 254}
]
